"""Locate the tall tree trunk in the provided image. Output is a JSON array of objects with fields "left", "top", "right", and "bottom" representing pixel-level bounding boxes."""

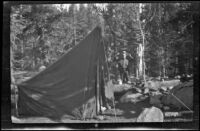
[
  {"left": 10, "top": 46, "right": 15, "bottom": 84},
  {"left": 175, "top": 51, "right": 179, "bottom": 75},
  {"left": 163, "top": 65, "right": 166, "bottom": 78},
  {"left": 137, "top": 3, "right": 146, "bottom": 82},
  {"left": 32, "top": 42, "right": 35, "bottom": 70},
  {"left": 73, "top": 5, "right": 76, "bottom": 46},
  {"left": 11, "top": 45, "right": 18, "bottom": 116},
  {"left": 32, "top": 36, "right": 40, "bottom": 70},
  {"left": 21, "top": 40, "right": 24, "bottom": 70},
  {"left": 96, "top": 59, "right": 100, "bottom": 115},
  {"left": 136, "top": 46, "right": 139, "bottom": 78},
  {"left": 189, "top": 57, "right": 192, "bottom": 74},
  {"left": 138, "top": 44, "right": 144, "bottom": 78}
]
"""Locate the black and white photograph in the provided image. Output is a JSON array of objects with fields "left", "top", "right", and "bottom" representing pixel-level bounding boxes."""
[{"left": 4, "top": 2, "right": 199, "bottom": 129}]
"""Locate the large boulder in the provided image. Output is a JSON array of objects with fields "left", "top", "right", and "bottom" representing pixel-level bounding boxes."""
[
  {"left": 119, "top": 91, "right": 147, "bottom": 104},
  {"left": 11, "top": 116, "right": 22, "bottom": 123},
  {"left": 105, "top": 80, "right": 115, "bottom": 100},
  {"left": 160, "top": 80, "right": 180, "bottom": 88},
  {"left": 113, "top": 84, "right": 133, "bottom": 93},
  {"left": 113, "top": 84, "right": 138, "bottom": 101},
  {"left": 161, "top": 81, "right": 193, "bottom": 110},
  {"left": 104, "top": 80, "right": 115, "bottom": 108},
  {"left": 144, "top": 80, "right": 181, "bottom": 91},
  {"left": 144, "top": 81, "right": 161, "bottom": 91},
  {"left": 136, "top": 106, "right": 164, "bottom": 122}
]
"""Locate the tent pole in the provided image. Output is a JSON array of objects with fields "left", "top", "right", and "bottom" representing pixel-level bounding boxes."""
[
  {"left": 102, "top": 36, "right": 117, "bottom": 121},
  {"left": 102, "top": 40, "right": 110, "bottom": 81},
  {"left": 96, "top": 58, "right": 100, "bottom": 115},
  {"left": 15, "top": 86, "right": 19, "bottom": 117},
  {"left": 112, "top": 97, "right": 117, "bottom": 121}
]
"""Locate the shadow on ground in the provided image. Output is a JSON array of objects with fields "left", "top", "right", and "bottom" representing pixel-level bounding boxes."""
[
  {"left": 103, "top": 96, "right": 152, "bottom": 119},
  {"left": 117, "top": 97, "right": 152, "bottom": 119}
]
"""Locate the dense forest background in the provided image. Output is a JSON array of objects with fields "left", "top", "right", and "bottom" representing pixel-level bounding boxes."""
[{"left": 10, "top": 3, "right": 198, "bottom": 80}]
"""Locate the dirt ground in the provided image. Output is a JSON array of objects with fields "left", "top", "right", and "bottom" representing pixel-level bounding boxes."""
[
  {"left": 12, "top": 97, "right": 151, "bottom": 123},
  {"left": 11, "top": 72, "right": 193, "bottom": 123},
  {"left": 11, "top": 92, "right": 193, "bottom": 123},
  {"left": 11, "top": 72, "right": 150, "bottom": 123},
  {"left": 12, "top": 80, "right": 151, "bottom": 123}
]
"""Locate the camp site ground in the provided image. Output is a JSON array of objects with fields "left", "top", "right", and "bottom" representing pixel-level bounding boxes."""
[
  {"left": 11, "top": 71, "right": 194, "bottom": 123},
  {"left": 9, "top": 3, "right": 198, "bottom": 124}
]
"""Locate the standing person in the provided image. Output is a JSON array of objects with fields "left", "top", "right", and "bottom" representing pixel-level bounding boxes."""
[
  {"left": 119, "top": 51, "right": 129, "bottom": 83},
  {"left": 126, "top": 52, "right": 134, "bottom": 77},
  {"left": 113, "top": 52, "right": 121, "bottom": 84}
]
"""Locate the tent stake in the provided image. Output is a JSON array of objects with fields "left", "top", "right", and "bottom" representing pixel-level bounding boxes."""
[
  {"left": 112, "top": 97, "right": 117, "bottom": 122},
  {"left": 15, "top": 85, "right": 19, "bottom": 117},
  {"left": 96, "top": 58, "right": 100, "bottom": 115}
]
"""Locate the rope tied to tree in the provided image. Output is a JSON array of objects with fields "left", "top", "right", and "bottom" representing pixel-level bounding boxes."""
[
  {"left": 164, "top": 90, "right": 193, "bottom": 112},
  {"left": 170, "top": 92, "right": 193, "bottom": 112}
]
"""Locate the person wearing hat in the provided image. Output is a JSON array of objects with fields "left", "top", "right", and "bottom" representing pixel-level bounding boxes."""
[
  {"left": 125, "top": 51, "right": 134, "bottom": 77},
  {"left": 118, "top": 50, "right": 130, "bottom": 83}
]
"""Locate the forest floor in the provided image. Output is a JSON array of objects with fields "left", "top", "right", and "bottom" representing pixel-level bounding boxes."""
[
  {"left": 11, "top": 97, "right": 151, "bottom": 123},
  {"left": 11, "top": 71, "right": 193, "bottom": 123},
  {"left": 11, "top": 95, "right": 193, "bottom": 123}
]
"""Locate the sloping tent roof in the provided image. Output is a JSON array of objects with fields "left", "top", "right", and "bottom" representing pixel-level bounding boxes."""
[{"left": 17, "top": 26, "right": 111, "bottom": 120}]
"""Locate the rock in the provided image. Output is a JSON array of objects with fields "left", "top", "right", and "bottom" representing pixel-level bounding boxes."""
[
  {"left": 160, "top": 86, "right": 168, "bottom": 92},
  {"left": 107, "top": 105, "right": 111, "bottom": 110},
  {"left": 136, "top": 106, "right": 164, "bottom": 122},
  {"left": 144, "top": 88, "right": 149, "bottom": 94},
  {"left": 180, "top": 75, "right": 192, "bottom": 82},
  {"left": 11, "top": 116, "right": 22, "bottom": 123},
  {"left": 175, "top": 75, "right": 181, "bottom": 79},
  {"left": 120, "top": 92, "right": 143, "bottom": 103},
  {"left": 160, "top": 80, "right": 180, "bottom": 87},
  {"left": 167, "top": 86, "right": 174, "bottom": 90},
  {"left": 113, "top": 84, "right": 134, "bottom": 95},
  {"left": 105, "top": 80, "right": 115, "bottom": 100},
  {"left": 39, "top": 65, "right": 46, "bottom": 72},
  {"left": 117, "top": 79, "right": 123, "bottom": 85},
  {"left": 101, "top": 106, "right": 106, "bottom": 112},
  {"left": 144, "top": 80, "right": 181, "bottom": 91},
  {"left": 135, "top": 88, "right": 142, "bottom": 93},
  {"left": 22, "top": 77, "right": 31, "bottom": 82},
  {"left": 182, "top": 80, "right": 193, "bottom": 87},
  {"left": 163, "top": 106, "right": 170, "bottom": 110},
  {"left": 95, "top": 115, "right": 105, "bottom": 121},
  {"left": 164, "top": 112, "right": 180, "bottom": 117},
  {"left": 144, "top": 81, "right": 161, "bottom": 91},
  {"left": 127, "top": 81, "right": 131, "bottom": 84}
]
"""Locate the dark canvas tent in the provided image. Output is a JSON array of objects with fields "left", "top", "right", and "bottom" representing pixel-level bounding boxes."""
[{"left": 17, "top": 26, "right": 114, "bottom": 120}]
